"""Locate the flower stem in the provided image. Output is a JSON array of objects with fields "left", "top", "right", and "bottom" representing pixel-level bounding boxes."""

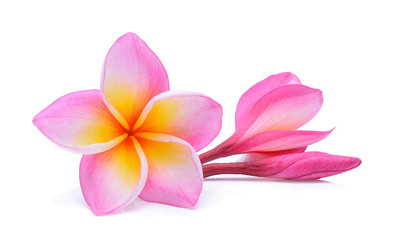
[
  {"left": 199, "top": 141, "right": 235, "bottom": 164},
  {"left": 199, "top": 136, "right": 236, "bottom": 164},
  {"left": 199, "top": 148, "right": 227, "bottom": 164},
  {"left": 202, "top": 162, "right": 247, "bottom": 178}
]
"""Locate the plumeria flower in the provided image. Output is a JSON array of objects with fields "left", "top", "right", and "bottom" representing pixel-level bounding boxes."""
[
  {"left": 200, "top": 72, "right": 333, "bottom": 164},
  {"left": 33, "top": 33, "right": 222, "bottom": 215},
  {"left": 203, "top": 152, "right": 361, "bottom": 180}
]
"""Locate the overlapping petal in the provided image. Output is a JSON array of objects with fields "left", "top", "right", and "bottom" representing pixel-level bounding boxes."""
[
  {"left": 79, "top": 137, "right": 148, "bottom": 215},
  {"left": 235, "top": 72, "right": 301, "bottom": 128},
  {"left": 33, "top": 90, "right": 127, "bottom": 154},
  {"left": 135, "top": 133, "right": 203, "bottom": 208},
  {"left": 235, "top": 84, "right": 323, "bottom": 139},
  {"left": 228, "top": 129, "right": 333, "bottom": 153},
  {"left": 134, "top": 91, "right": 222, "bottom": 151},
  {"left": 101, "top": 32, "right": 169, "bottom": 130}
]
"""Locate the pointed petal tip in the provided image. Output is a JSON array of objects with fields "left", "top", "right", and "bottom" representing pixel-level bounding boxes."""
[
  {"left": 118, "top": 32, "right": 140, "bottom": 41},
  {"left": 274, "top": 72, "right": 301, "bottom": 83},
  {"left": 325, "top": 127, "right": 335, "bottom": 135},
  {"left": 349, "top": 156, "right": 362, "bottom": 169},
  {"left": 303, "top": 85, "right": 323, "bottom": 103},
  {"left": 89, "top": 203, "right": 126, "bottom": 216},
  {"left": 306, "top": 86, "right": 323, "bottom": 105},
  {"left": 183, "top": 195, "right": 200, "bottom": 208},
  {"left": 317, "top": 89, "right": 323, "bottom": 103},
  {"left": 122, "top": 32, "right": 137, "bottom": 36},
  {"left": 32, "top": 114, "right": 40, "bottom": 128},
  {"left": 89, "top": 205, "right": 113, "bottom": 216}
]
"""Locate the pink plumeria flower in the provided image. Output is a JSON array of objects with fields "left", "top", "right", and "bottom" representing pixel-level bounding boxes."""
[
  {"left": 200, "top": 72, "right": 332, "bottom": 163},
  {"left": 203, "top": 152, "right": 361, "bottom": 180},
  {"left": 33, "top": 33, "right": 222, "bottom": 215}
]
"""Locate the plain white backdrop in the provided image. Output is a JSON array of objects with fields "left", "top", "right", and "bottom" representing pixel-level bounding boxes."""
[{"left": 1, "top": 0, "right": 397, "bottom": 239}]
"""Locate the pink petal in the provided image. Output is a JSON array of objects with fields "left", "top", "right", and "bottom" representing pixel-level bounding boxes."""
[
  {"left": 135, "top": 133, "right": 203, "bottom": 208},
  {"left": 234, "top": 84, "right": 323, "bottom": 139},
  {"left": 79, "top": 138, "right": 148, "bottom": 215},
  {"left": 33, "top": 90, "right": 127, "bottom": 154},
  {"left": 240, "top": 147, "right": 307, "bottom": 161},
  {"left": 236, "top": 72, "right": 301, "bottom": 128},
  {"left": 228, "top": 129, "right": 333, "bottom": 153},
  {"left": 134, "top": 91, "right": 222, "bottom": 151},
  {"left": 101, "top": 33, "right": 169, "bottom": 130},
  {"left": 244, "top": 152, "right": 361, "bottom": 180}
]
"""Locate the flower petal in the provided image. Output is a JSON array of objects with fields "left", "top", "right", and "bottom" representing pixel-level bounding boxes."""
[
  {"left": 33, "top": 90, "right": 127, "bottom": 154},
  {"left": 79, "top": 137, "right": 148, "bottom": 215},
  {"left": 202, "top": 152, "right": 361, "bottom": 180},
  {"left": 236, "top": 72, "right": 301, "bottom": 128},
  {"left": 240, "top": 147, "right": 307, "bottom": 161},
  {"left": 134, "top": 91, "right": 222, "bottom": 151},
  {"left": 135, "top": 132, "right": 203, "bottom": 208},
  {"left": 235, "top": 84, "right": 323, "bottom": 139},
  {"left": 245, "top": 152, "right": 362, "bottom": 180},
  {"left": 101, "top": 33, "right": 169, "bottom": 129},
  {"left": 229, "top": 129, "right": 333, "bottom": 153}
]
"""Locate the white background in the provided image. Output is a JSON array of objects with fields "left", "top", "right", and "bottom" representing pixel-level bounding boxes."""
[{"left": 1, "top": 0, "right": 397, "bottom": 239}]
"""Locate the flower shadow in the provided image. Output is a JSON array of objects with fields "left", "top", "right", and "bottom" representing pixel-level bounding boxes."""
[
  {"left": 204, "top": 176, "right": 335, "bottom": 185},
  {"left": 122, "top": 197, "right": 196, "bottom": 216},
  {"left": 52, "top": 187, "right": 89, "bottom": 211}
]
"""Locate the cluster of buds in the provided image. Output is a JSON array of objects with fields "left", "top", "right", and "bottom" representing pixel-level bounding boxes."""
[{"left": 200, "top": 72, "right": 360, "bottom": 180}]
